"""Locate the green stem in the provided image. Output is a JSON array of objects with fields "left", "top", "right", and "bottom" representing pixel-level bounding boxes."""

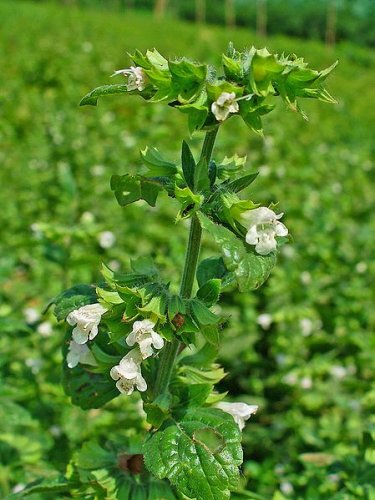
[{"left": 153, "top": 127, "right": 219, "bottom": 398}]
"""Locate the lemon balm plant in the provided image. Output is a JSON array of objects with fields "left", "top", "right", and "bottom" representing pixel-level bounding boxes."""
[{"left": 23, "top": 45, "right": 336, "bottom": 499}]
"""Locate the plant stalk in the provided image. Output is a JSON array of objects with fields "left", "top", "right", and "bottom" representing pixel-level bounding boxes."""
[{"left": 153, "top": 127, "right": 219, "bottom": 398}]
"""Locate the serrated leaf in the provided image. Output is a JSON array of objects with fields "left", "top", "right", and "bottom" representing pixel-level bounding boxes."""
[
  {"left": 181, "top": 140, "right": 196, "bottom": 190},
  {"left": 80, "top": 84, "right": 128, "bottom": 106},
  {"left": 143, "top": 408, "right": 242, "bottom": 500},
  {"left": 111, "top": 174, "right": 164, "bottom": 208},
  {"left": 52, "top": 284, "right": 97, "bottom": 321},
  {"left": 196, "top": 279, "right": 221, "bottom": 307},
  {"left": 141, "top": 147, "right": 178, "bottom": 177}
]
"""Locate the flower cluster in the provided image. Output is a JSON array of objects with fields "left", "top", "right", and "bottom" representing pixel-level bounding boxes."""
[
  {"left": 242, "top": 207, "right": 288, "bottom": 255},
  {"left": 110, "top": 319, "right": 164, "bottom": 395},
  {"left": 65, "top": 302, "right": 164, "bottom": 396}
]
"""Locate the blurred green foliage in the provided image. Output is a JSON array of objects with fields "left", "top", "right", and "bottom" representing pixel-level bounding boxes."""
[
  {"left": 24, "top": 0, "right": 375, "bottom": 47},
  {"left": 1, "top": 0, "right": 374, "bottom": 498}
]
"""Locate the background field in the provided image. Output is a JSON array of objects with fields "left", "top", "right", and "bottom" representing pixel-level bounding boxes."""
[{"left": 1, "top": 1, "right": 375, "bottom": 497}]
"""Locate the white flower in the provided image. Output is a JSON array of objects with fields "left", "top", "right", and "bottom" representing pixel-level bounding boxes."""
[
  {"left": 211, "top": 92, "right": 239, "bottom": 122},
  {"left": 37, "top": 321, "right": 53, "bottom": 337},
  {"left": 12, "top": 484, "right": 25, "bottom": 494},
  {"left": 243, "top": 207, "right": 288, "bottom": 256},
  {"left": 98, "top": 230, "right": 116, "bottom": 249},
  {"left": 257, "top": 313, "right": 273, "bottom": 330},
  {"left": 216, "top": 402, "right": 258, "bottom": 431},
  {"left": 280, "top": 482, "right": 294, "bottom": 495},
  {"left": 355, "top": 262, "right": 367, "bottom": 274},
  {"left": 330, "top": 365, "right": 347, "bottom": 380},
  {"left": 23, "top": 307, "right": 40, "bottom": 324},
  {"left": 66, "top": 303, "right": 107, "bottom": 344},
  {"left": 300, "top": 376, "right": 313, "bottom": 389},
  {"left": 110, "top": 350, "right": 147, "bottom": 395},
  {"left": 66, "top": 340, "right": 98, "bottom": 368},
  {"left": 300, "top": 318, "right": 313, "bottom": 337},
  {"left": 126, "top": 319, "right": 164, "bottom": 359},
  {"left": 112, "top": 66, "right": 147, "bottom": 91},
  {"left": 80, "top": 211, "right": 95, "bottom": 224}
]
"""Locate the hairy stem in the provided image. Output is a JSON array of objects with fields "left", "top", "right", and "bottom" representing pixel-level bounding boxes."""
[{"left": 153, "top": 127, "right": 219, "bottom": 398}]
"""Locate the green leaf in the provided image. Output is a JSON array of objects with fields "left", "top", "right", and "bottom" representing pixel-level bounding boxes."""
[
  {"left": 171, "top": 382, "right": 212, "bottom": 409},
  {"left": 169, "top": 58, "right": 207, "bottom": 102},
  {"left": 91, "top": 344, "right": 122, "bottom": 367},
  {"left": 13, "top": 476, "right": 74, "bottom": 497},
  {"left": 236, "top": 251, "right": 277, "bottom": 292},
  {"left": 80, "top": 84, "right": 128, "bottom": 106},
  {"left": 197, "top": 213, "right": 277, "bottom": 291},
  {"left": 222, "top": 54, "right": 243, "bottom": 82},
  {"left": 175, "top": 185, "right": 203, "bottom": 220},
  {"left": 225, "top": 173, "right": 258, "bottom": 193},
  {"left": 197, "top": 257, "right": 229, "bottom": 287},
  {"left": 201, "top": 324, "right": 220, "bottom": 346},
  {"left": 194, "top": 157, "right": 210, "bottom": 192},
  {"left": 62, "top": 331, "right": 118, "bottom": 409},
  {"left": 181, "top": 343, "right": 218, "bottom": 368},
  {"left": 143, "top": 408, "right": 242, "bottom": 500},
  {"left": 143, "top": 394, "right": 171, "bottom": 428},
  {"left": 216, "top": 154, "right": 247, "bottom": 180},
  {"left": 180, "top": 365, "right": 226, "bottom": 385},
  {"left": 168, "top": 294, "right": 186, "bottom": 320},
  {"left": 96, "top": 287, "right": 124, "bottom": 305},
  {"left": 197, "top": 279, "right": 221, "bottom": 307},
  {"left": 147, "top": 480, "right": 178, "bottom": 499},
  {"left": 75, "top": 441, "right": 115, "bottom": 470},
  {"left": 111, "top": 174, "right": 163, "bottom": 207},
  {"left": 130, "top": 256, "right": 159, "bottom": 277},
  {"left": 140, "top": 146, "right": 178, "bottom": 177},
  {"left": 190, "top": 299, "right": 219, "bottom": 326},
  {"left": 52, "top": 284, "right": 97, "bottom": 321},
  {"left": 139, "top": 293, "right": 167, "bottom": 321},
  {"left": 181, "top": 140, "right": 196, "bottom": 190}
]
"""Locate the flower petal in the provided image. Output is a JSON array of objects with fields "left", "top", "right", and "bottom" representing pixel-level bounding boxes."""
[
  {"left": 245, "top": 225, "right": 259, "bottom": 245},
  {"left": 151, "top": 331, "right": 164, "bottom": 350},
  {"left": 135, "top": 373, "right": 147, "bottom": 392},
  {"left": 72, "top": 326, "right": 89, "bottom": 345},
  {"left": 275, "top": 221, "right": 288, "bottom": 237}
]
